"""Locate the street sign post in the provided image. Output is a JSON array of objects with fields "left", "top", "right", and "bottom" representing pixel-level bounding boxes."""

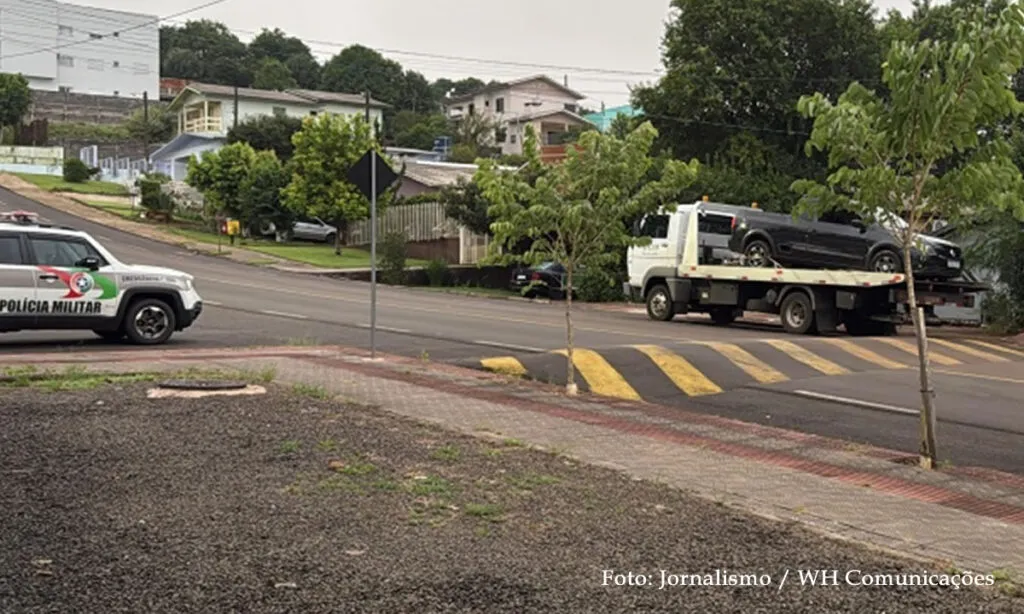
[{"left": 347, "top": 149, "right": 399, "bottom": 358}]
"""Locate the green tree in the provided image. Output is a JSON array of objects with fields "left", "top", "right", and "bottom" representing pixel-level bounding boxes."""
[
  {"left": 320, "top": 45, "right": 405, "bottom": 104},
  {"left": 476, "top": 123, "right": 699, "bottom": 394},
  {"left": 432, "top": 77, "right": 485, "bottom": 101},
  {"left": 185, "top": 142, "right": 258, "bottom": 226},
  {"left": 390, "top": 111, "right": 450, "bottom": 150},
  {"left": 241, "top": 149, "right": 293, "bottom": 238},
  {"left": 160, "top": 20, "right": 250, "bottom": 86},
  {"left": 247, "top": 27, "right": 321, "bottom": 88},
  {"left": 439, "top": 177, "right": 491, "bottom": 235},
  {"left": 282, "top": 113, "right": 393, "bottom": 254},
  {"left": 792, "top": 2, "right": 1024, "bottom": 469},
  {"left": 252, "top": 58, "right": 298, "bottom": 90},
  {"left": 398, "top": 70, "right": 439, "bottom": 113},
  {"left": 0, "top": 73, "right": 31, "bottom": 133},
  {"left": 226, "top": 114, "right": 303, "bottom": 161},
  {"left": 124, "top": 104, "right": 176, "bottom": 144}
]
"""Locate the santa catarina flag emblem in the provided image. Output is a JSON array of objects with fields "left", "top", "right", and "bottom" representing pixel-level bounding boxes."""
[{"left": 38, "top": 266, "right": 117, "bottom": 299}]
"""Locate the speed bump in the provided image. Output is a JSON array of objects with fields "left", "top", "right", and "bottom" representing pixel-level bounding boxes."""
[{"left": 470, "top": 336, "right": 1024, "bottom": 404}]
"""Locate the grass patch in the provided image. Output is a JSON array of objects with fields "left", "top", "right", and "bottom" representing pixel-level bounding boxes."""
[
  {"left": 278, "top": 440, "right": 301, "bottom": 454},
  {"left": 78, "top": 198, "right": 137, "bottom": 219},
  {"left": 506, "top": 473, "right": 560, "bottom": 490},
  {"left": 464, "top": 503, "right": 505, "bottom": 522},
  {"left": 0, "top": 365, "right": 157, "bottom": 390},
  {"left": 418, "top": 285, "right": 518, "bottom": 299},
  {"left": 164, "top": 226, "right": 429, "bottom": 269},
  {"left": 292, "top": 383, "right": 332, "bottom": 399},
  {"left": 408, "top": 475, "right": 453, "bottom": 497},
  {"left": 430, "top": 445, "right": 461, "bottom": 462},
  {"left": 13, "top": 172, "right": 129, "bottom": 196}
]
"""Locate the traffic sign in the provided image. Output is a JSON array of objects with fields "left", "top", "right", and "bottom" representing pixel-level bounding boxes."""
[{"left": 347, "top": 149, "right": 399, "bottom": 200}]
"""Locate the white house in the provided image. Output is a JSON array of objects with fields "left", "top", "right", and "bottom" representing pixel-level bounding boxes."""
[
  {"left": 0, "top": 0, "right": 158, "bottom": 98},
  {"left": 150, "top": 82, "right": 388, "bottom": 180},
  {"left": 442, "top": 75, "right": 595, "bottom": 155}
]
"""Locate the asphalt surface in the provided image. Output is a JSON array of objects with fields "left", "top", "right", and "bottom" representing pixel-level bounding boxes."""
[
  {"left": 2, "top": 186, "right": 1022, "bottom": 474},
  {"left": 3, "top": 380, "right": 1019, "bottom": 613}
]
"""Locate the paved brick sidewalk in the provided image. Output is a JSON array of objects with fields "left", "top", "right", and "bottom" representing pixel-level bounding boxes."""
[{"left": 5, "top": 345, "right": 1024, "bottom": 583}]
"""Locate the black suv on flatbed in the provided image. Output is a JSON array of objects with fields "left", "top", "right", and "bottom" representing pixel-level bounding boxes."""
[{"left": 728, "top": 208, "right": 964, "bottom": 280}]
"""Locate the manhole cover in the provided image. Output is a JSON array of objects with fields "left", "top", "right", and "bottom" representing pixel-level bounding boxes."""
[{"left": 158, "top": 380, "right": 248, "bottom": 391}]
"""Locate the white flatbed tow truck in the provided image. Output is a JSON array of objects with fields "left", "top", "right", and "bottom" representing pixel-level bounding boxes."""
[{"left": 625, "top": 201, "right": 988, "bottom": 336}]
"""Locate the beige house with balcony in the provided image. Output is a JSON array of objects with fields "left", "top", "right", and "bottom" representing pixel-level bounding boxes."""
[
  {"left": 442, "top": 75, "right": 595, "bottom": 155},
  {"left": 150, "top": 82, "right": 387, "bottom": 180}
]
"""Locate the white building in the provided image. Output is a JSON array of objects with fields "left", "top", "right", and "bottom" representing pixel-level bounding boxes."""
[
  {"left": 442, "top": 75, "right": 595, "bottom": 155},
  {"left": 0, "top": 0, "right": 159, "bottom": 98},
  {"left": 150, "top": 82, "right": 388, "bottom": 180}
]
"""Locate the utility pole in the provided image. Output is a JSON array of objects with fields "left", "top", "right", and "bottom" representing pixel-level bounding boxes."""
[
  {"left": 233, "top": 85, "right": 239, "bottom": 129},
  {"left": 142, "top": 90, "right": 150, "bottom": 172},
  {"left": 364, "top": 90, "right": 371, "bottom": 124}
]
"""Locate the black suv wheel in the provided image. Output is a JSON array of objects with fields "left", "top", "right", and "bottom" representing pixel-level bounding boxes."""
[{"left": 743, "top": 239, "right": 773, "bottom": 267}]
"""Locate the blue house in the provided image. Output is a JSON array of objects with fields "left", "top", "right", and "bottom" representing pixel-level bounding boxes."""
[{"left": 584, "top": 105, "right": 642, "bottom": 132}]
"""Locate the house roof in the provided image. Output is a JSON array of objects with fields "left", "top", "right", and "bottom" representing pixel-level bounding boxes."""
[
  {"left": 167, "top": 82, "right": 389, "bottom": 111},
  {"left": 401, "top": 160, "right": 478, "bottom": 188},
  {"left": 507, "top": 109, "right": 595, "bottom": 125},
  {"left": 286, "top": 88, "right": 389, "bottom": 108},
  {"left": 445, "top": 75, "right": 586, "bottom": 104}
]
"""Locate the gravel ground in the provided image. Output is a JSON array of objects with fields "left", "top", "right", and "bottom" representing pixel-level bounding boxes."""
[{"left": 1, "top": 376, "right": 1020, "bottom": 613}]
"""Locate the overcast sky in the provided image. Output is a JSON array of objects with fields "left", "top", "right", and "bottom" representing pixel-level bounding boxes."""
[{"left": 80, "top": 0, "right": 920, "bottom": 107}]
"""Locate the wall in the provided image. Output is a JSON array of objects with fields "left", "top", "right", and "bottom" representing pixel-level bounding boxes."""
[
  {"left": 0, "top": 0, "right": 159, "bottom": 98},
  {"left": 0, "top": 145, "right": 64, "bottom": 176},
  {"left": 28, "top": 89, "right": 146, "bottom": 124}
]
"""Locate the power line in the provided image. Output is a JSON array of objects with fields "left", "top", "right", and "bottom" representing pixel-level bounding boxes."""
[{"left": 0, "top": 0, "right": 231, "bottom": 61}]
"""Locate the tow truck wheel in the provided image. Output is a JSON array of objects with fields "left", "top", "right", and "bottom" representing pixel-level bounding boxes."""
[
  {"left": 645, "top": 284, "right": 676, "bottom": 321},
  {"left": 780, "top": 292, "right": 815, "bottom": 335}
]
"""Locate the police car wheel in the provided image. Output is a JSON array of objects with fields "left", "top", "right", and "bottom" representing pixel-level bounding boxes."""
[
  {"left": 124, "top": 298, "right": 177, "bottom": 345},
  {"left": 93, "top": 330, "right": 124, "bottom": 341}
]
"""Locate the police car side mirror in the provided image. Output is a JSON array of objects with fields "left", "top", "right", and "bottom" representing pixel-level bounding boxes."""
[{"left": 76, "top": 256, "right": 101, "bottom": 271}]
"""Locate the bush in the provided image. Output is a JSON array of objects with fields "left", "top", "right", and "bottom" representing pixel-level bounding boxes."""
[
  {"left": 379, "top": 231, "right": 408, "bottom": 285},
  {"left": 62, "top": 157, "right": 92, "bottom": 183},
  {"left": 136, "top": 177, "right": 175, "bottom": 215},
  {"left": 574, "top": 264, "right": 625, "bottom": 303},
  {"left": 425, "top": 258, "right": 450, "bottom": 287}
]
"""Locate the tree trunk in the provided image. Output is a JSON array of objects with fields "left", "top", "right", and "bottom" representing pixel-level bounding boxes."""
[
  {"left": 564, "top": 264, "right": 578, "bottom": 396},
  {"left": 334, "top": 220, "right": 343, "bottom": 256},
  {"left": 903, "top": 241, "right": 938, "bottom": 469}
]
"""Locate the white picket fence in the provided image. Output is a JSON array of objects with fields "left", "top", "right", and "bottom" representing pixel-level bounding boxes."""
[{"left": 346, "top": 201, "right": 459, "bottom": 244}]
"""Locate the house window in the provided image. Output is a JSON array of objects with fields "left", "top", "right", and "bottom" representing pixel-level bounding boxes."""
[
  {"left": 57, "top": 54, "right": 74, "bottom": 67},
  {"left": 468, "top": 103, "right": 475, "bottom": 115},
  {"left": 59, "top": 86, "right": 72, "bottom": 93},
  {"left": 89, "top": 33, "right": 102, "bottom": 39},
  {"left": 510, "top": 134, "right": 517, "bottom": 144},
  {"left": 495, "top": 97, "right": 505, "bottom": 113},
  {"left": 272, "top": 106, "right": 286, "bottom": 117},
  {"left": 309, "top": 110, "right": 318, "bottom": 116},
  {"left": 564, "top": 103, "right": 578, "bottom": 113},
  {"left": 485, "top": 99, "right": 490, "bottom": 107},
  {"left": 113, "top": 61, "right": 120, "bottom": 68},
  {"left": 58, "top": 25, "right": 73, "bottom": 36}
]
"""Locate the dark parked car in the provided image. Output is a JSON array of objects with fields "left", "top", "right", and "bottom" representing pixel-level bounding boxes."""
[
  {"left": 728, "top": 208, "right": 964, "bottom": 279},
  {"left": 510, "top": 261, "right": 576, "bottom": 299}
]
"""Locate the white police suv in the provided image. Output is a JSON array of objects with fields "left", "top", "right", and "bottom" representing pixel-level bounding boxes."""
[{"left": 0, "top": 211, "right": 202, "bottom": 344}]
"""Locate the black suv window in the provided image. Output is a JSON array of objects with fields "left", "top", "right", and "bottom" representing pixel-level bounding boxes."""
[
  {"left": 28, "top": 236, "right": 104, "bottom": 267},
  {"left": 819, "top": 210, "right": 860, "bottom": 225},
  {"left": 638, "top": 215, "right": 669, "bottom": 239},
  {"left": 699, "top": 213, "right": 733, "bottom": 235},
  {"left": 0, "top": 235, "right": 23, "bottom": 264}
]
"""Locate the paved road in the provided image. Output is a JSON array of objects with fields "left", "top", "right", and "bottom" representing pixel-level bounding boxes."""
[{"left": 2, "top": 186, "right": 1022, "bottom": 473}]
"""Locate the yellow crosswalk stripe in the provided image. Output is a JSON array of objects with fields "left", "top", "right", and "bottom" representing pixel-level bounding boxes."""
[
  {"left": 873, "top": 337, "right": 961, "bottom": 366},
  {"left": 964, "top": 339, "right": 1024, "bottom": 359},
  {"left": 765, "top": 340, "right": 850, "bottom": 375},
  {"left": 699, "top": 342, "right": 789, "bottom": 384},
  {"left": 820, "top": 338, "right": 908, "bottom": 370},
  {"left": 929, "top": 338, "right": 1009, "bottom": 363},
  {"left": 553, "top": 348, "right": 642, "bottom": 400},
  {"left": 481, "top": 357, "right": 527, "bottom": 376},
  {"left": 633, "top": 345, "right": 723, "bottom": 396}
]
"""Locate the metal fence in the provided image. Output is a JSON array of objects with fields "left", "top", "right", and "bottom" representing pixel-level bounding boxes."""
[{"left": 346, "top": 201, "right": 459, "bottom": 245}]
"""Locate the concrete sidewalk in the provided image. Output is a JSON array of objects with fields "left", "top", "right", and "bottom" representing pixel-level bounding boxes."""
[{"left": 5, "top": 344, "right": 1024, "bottom": 584}]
